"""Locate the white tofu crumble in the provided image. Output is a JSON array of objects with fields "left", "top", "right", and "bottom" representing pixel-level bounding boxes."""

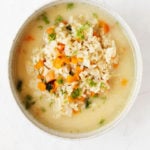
[{"left": 29, "top": 16, "right": 119, "bottom": 117}]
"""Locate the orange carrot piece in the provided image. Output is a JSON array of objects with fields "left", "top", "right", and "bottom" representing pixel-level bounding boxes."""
[
  {"left": 37, "top": 74, "right": 44, "bottom": 79},
  {"left": 74, "top": 73, "right": 80, "bottom": 80},
  {"left": 93, "top": 31, "right": 99, "bottom": 37},
  {"left": 90, "top": 91, "right": 95, "bottom": 97},
  {"left": 73, "top": 109, "right": 80, "bottom": 114},
  {"left": 73, "top": 84, "right": 79, "bottom": 89},
  {"left": 76, "top": 66, "right": 83, "bottom": 74},
  {"left": 68, "top": 96, "right": 74, "bottom": 102},
  {"left": 57, "top": 43, "right": 65, "bottom": 52},
  {"left": 57, "top": 52, "right": 65, "bottom": 58},
  {"left": 71, "top": 56, "right": 78, "bottom": 64},
  {"left": 62, "top": 56, "right": 70, "bottom": 64},
  {"left": 62, "top": 20, "right": 68, "bottom": 25},
  {"left": 78, "top": 57, "right": 83, "bottom": 63},
  {"left": 78, "top": 97, "right": 85, "bottom": 101},
  {"left": 66, "top": 75, "right": 78, "bottom": 83},
  {"left": 99, "top": 21, "right": 110, "bottom": 33},
  {"left": 53, "top": 81, "right": 59, "bottom": 92},
  {"left": 24, "top": 35, "right": 34, "bottom": 41},
  {"left": 121, "top": 78, "right": 128, "bottom": 86},
  {"left": 53, "top": 57, "right": 63, "bottom": 68},
  {"left": 45, "top": 70, "right": 55, "bottom": 83},
  {"left": 34, "top": 60, "right": 44, "bottom": 70},
  {"left": 38, "top": 82, "right": 46, "bottom": 91},
  {"left": 66, "top": 75, "right": 74, "bottom": 83},
  {"left": 46, "top": 27, "right": 54, "bottom": 34},
  {"left": 54, "top": 55, "right": 70, "bottom": 67},
  {"left": 113, "top": 63, "right": 119, "bottom": 69}
]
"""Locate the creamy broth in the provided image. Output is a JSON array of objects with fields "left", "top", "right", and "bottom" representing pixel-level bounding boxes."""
[{"left": 13, "top": 3, "right": 135, "bottom": 133}]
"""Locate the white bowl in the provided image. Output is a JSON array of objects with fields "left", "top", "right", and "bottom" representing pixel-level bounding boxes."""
[{"left": 8, "top": 0, "right": 142, "bottom": 139}]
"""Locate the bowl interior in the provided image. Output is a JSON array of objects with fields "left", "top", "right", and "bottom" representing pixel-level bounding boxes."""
[{"left": 8, "top": 0, "right": 142, "bottom": 139}]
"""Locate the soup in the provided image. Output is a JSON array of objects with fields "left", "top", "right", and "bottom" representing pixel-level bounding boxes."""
[{"left": 12, "top": 2, "right": 135, "bottom": 133}]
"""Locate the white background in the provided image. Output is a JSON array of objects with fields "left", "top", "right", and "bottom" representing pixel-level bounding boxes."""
[{"left": 0, "top": 0, "right": 150, "bottom": 149}]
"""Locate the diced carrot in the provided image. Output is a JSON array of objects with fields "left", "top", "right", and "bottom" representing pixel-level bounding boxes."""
[
  {"left": 121, "top": 78, "right": 128, "bottom": 86},
  {"left": 62, "top": 56, "right": 70, "bottom": 64},
  {"left": 38, "top": 82, "right": 46, "bottom": 91},
  {"left": 76, "top": 66, "right": 83, "bottom": 74},
  {"left": 66, "top": 75, "right": 74, "bottom": 83},
  {"left": 57, "top": 52, "right": 65, "bottom": 57},
  {"left": 73, "top": 84, "right": 79, "bottom": 89},
  {"left": 66, "top": 75, "right": 78, "bottom": 83},
  {"left": 113, "top": 63, "right": 119, "bottom": 69},
  {"left": 53, "top": 55, "right": 70, "bottom": 68},
  {"left": 71, "top": 56, "right": 78, "bottom": 64},
  {"left": 68, "top": 96, "right": 74, "bottom": 102},
  {"left": 53, "top": 81, "right": 59, "bottom": 92},
  {"left": 99, "top": 21, "right": 110, "bottom": 33},
  {"left": 53, "top": 57, "right": 64, "bottom": 68},
  {"left": 55, "top": 81, "right": 59, "bottom": 88},
  {"left": 45, "top": 70, "right": 55, "bottom": 83},
  {"left": 74, "top": 67, "right": 81, "bottom": 80},
  {"left": 62, "top": 20, "right": 68, "bottom": 25},
  {"left": 74, "top": 73, "right": 80, "bottom": 80},
  {"left": 37, "top": 74, "right": 44, "bottom": 79},
  {"left": 57, "top": 43, "right": 65, "bottom": 52},
  {"left": 46, "top": 27, "right": 54, "bottom": 34},
  {"left": 78, "top": 57, "right": 83, "bottom": 63},
  {"left": 73, "top": 109, "right": 80, "bottom": 114},
  {"left": 78, "top": 97, "right": 85, "bottom": 101},
  {"left": 91, "top": 60, "right": 96, "bottom": 65},
  {"left": 34, "top": 60, "right": 44, "bottom": 70},
  {"left": 90, "top": 91, "right": 95, "bottom": 97},
  {"left": 93, "top": 31, "right": 99, "bottom": 37},
  {"left": 50, "top": 89, "right": 55, "bottom": 94},
  {"left": 24, "top": 35, "right": 34, "bottom": 41}
]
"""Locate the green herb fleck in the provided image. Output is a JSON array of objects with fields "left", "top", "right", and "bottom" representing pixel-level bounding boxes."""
[
  {"left": 72, "top": 50, "right": 78, "bottom": 56},
  {"left": 60, "top": 89, "right": 67, "bottom": 95},
  {"left": 16, "top": 80, "right": 23, "bottom": 92},
  {"left": 67, "top": 3, "right": 74, "bottom": 10},
  {"left": 38, "top": 25, "right": 43, "bottom": 30},
  {"left": 83, "top": 22, "right": 91, "bottom": 28},
  {"left": 85, "top": 98, "right": 91, "bottom": 109},
  {"left": 39, "top": 12, "right": 50, "bottom": 24},
  {"left": 39, "top": 95, "right": 43, "bottom": 100},
  {"left": 100, "top": 96, "right": 107, "bottom": 100},
  {"left": 71, "top": 88, "right": 81, "bottom": 99},
  {"left": 64, "top": 99, "right": 68, "bottom": 103},
  {"left": 115, "top": 21, "right": 120, "bottom": 25},
  {"left": 92, "top": 13, "right": 98, "bottom": 19},
  {"left": 57, "top": 78, "right": 64, "bottom": 84},
  {"left": 49, "top": 100, "right": 54, "bottom": 107},
  {"left": 48, "top": 33, "right": 56, "bottom": 41},
  {"left": 100, "top": 96, "right": 107, "bottom": 104},
  {"left": 89, "top": 79, "right": 97, "bottom": 87},
  {"left": 100, "top": 82, "right": 105, "bottom": 88},
  {"left": 93, "top": 94, "right": 99, "bottom": 98},
  {"left": 24, "top": 95, "right": 35, "bottom": 109},
  {"left": 55, "top": 15, "right": 63, "bottom": 25},
  {"left": 76, "top": 22, "right": 90, "bottom": 40},
  {"left": 41, "top": 107, "right": 46, "bottom": 112},
  {"left": 99, "top": 119, "right": 105, "bottom": 125},
  {"left": 76, "top": 29, "right": 85, "bottom": 40}
]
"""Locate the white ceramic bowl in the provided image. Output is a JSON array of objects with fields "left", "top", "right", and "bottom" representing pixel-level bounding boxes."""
[{"left": 8, "top": 0, "right": 142, "bottom": 139}]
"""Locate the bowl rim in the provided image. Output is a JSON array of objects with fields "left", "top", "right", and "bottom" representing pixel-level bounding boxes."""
[{"left": 8, "top": 0, "right": 143, "bottom": 140}]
